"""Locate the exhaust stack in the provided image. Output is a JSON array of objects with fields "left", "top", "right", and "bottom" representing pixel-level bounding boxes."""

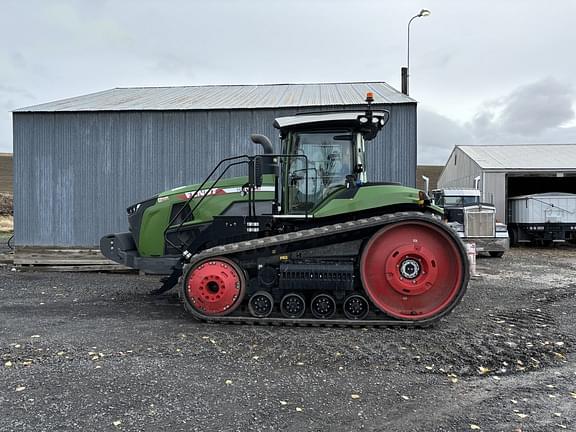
[{"left": 250, "top": 134, "right": 276, "bottom": 175}]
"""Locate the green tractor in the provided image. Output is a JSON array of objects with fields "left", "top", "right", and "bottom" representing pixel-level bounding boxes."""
[{"left": 101, "top": 94, "right": 469, "bottom": 325}]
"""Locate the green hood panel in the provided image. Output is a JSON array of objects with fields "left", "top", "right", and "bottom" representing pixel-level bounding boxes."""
[
  {"left": 136, "top": 179, "right": 439, "bottom": 257},
  {"left": 138, "top": 175, "right": 275, "bottom": 256},
  {"left": 312, "top": 184, "right": 440, "bottom": 218}
]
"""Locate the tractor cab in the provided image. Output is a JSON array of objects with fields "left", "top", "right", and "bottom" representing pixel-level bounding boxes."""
[{"left": 271, "top": 100, "right": 389, "bottom": 215}]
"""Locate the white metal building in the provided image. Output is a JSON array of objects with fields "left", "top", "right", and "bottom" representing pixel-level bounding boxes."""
[{"left": 438, "top": 144, "right": 576, "bottom": 222}]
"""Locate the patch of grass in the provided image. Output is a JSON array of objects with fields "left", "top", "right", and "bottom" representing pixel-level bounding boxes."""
[{"left": 0, "top": 215, "right": 13, "bottom": 233}]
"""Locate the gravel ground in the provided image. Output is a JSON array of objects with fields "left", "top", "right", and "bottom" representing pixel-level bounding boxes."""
[{"left": 0, "top": 247, "right": 575, "bottom": 431}]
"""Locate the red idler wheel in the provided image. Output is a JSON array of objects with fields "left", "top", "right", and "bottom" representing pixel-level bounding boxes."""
[
  {"left": 185, "top": 257, "right": 246, "bottom": 316},
  {"left": 360, "top": 220, "right": 465, "bottom": 320}
]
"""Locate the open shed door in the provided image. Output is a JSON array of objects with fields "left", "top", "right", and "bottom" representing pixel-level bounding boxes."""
[
  {"left": 507, "top": 174, "right": 576, "bottom": 197},
  {"left": 506, "top": 173, "right": 576, "bottom": 221}
]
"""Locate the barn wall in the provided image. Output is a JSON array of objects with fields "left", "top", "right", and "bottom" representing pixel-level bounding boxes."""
[
  {"left": 13, "top": 104, "right": 415, "bottom": 246},
  {"left": 483, "top": 172, "right": 507, "bottom": 221},
  {"left": 437, "top": 148, "right": 483, "bottom": 190}
]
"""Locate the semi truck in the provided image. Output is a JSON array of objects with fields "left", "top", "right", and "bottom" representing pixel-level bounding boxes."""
[{"left": 431, "top": 188, "right": 509, "bottom": 257}]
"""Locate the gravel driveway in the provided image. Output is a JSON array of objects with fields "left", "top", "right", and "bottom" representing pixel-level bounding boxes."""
[{"left": 1, "top": 247, "right": 575, "bottom": 431}]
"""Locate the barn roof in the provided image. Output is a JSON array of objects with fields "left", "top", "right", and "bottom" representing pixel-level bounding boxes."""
[
  {"left": 458, "top": 144, "right": 576, "bottom": 170},
  {"left": 15, "top": 82, "right": 415, "bottom": 113}
]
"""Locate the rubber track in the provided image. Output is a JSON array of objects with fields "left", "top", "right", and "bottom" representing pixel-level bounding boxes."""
[{"left": 179, "top": 211, "right": 470, "bottom": 328}]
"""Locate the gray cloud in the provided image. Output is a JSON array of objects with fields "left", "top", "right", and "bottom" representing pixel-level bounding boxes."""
[
  {"left": 469, "top": 78, "right": 575, "bottom": 140},
  {"left": 11, "top": 52, "right": 27, "bottom": 70},
  {"left": 418, "top": 78, "right": 576, "bottom": 165},
  {"left": 418, "top": 109, "right": 474, "bottom": 165},
  {"left": 0, "top": 84, "right": 35, "bottom": 100}
]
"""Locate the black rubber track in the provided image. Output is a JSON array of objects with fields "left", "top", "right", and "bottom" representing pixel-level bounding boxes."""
[{"left": 179, "top": 211, "right": 470, "bottom": 327}]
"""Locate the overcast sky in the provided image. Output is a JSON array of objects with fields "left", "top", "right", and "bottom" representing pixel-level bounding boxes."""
[{"left": 2, "top": 0, "right": 576, "bottom": 164}]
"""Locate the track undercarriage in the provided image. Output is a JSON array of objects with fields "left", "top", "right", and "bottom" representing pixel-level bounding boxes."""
[{"left": 179, "top": 212, "right": 470, "bottom": 327}]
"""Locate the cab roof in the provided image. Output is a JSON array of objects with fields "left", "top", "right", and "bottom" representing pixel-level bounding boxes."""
[{"left": 273, "top": 111, "right": 388, "bottom": 131}]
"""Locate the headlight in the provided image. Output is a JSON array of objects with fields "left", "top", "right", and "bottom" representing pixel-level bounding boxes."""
[
  {"left": 127, "top": 203, "right": 141, "bottom": 215},
  {"left": 496, "top": 223, "right": 508, "bottom": 232}
]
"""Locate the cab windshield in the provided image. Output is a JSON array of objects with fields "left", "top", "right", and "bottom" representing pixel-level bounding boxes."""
[
  {"left": 443, "top": 196, "right": 480, "bottom": 206},
  {"left": 286, "top": 131, "right": 353, "bottom": 213}
]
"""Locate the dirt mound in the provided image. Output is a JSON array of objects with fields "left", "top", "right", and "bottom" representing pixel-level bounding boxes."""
[{"left": 0, "top": 193, "right": 13, "bottom": 215}]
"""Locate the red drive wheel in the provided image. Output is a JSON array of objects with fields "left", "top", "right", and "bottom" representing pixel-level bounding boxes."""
[
  {"left": 185, "top": 257, "right": 246, "bottom": 316},
  {"left": 360, "top": 220, "right": 465, "bottom": 320}
]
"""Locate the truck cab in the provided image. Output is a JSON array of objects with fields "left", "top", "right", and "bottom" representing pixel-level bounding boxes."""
[{"left": 432, "top": 188, "right": 509, "bottom": 257}]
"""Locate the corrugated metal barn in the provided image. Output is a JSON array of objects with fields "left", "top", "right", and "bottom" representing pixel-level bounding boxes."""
[
  {"left": 13, "top": 82, "right": 417, "bottom": 247},
  {"left": 438, "top": 144, "right": 576, "bottom": 222}
]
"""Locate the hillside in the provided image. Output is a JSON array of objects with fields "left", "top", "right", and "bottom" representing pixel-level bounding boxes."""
[{"left": 0, "top": 153, "right": 12, "bottom": 193}]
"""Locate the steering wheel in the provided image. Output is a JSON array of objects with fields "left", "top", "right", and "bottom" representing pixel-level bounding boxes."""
[{"left": 290, "top": 166, "right": 320, "bottom": 196}]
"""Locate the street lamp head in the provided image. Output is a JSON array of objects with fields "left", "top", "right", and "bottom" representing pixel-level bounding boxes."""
[{"left": 405, "top": 8, "right": 431, "bottom": 95}]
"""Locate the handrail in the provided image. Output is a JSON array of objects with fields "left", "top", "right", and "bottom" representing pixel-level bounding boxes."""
[
  {"left": 164, "top": 155, "right": 250, "bottom": 251},
  {"left": 164, "top": 153, "right": 311, "bottom": 253},
  {"left": 164, "top": 155, "right": 249, "bottom": 232}
]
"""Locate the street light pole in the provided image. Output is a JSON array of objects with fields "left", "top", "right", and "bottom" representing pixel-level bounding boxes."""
[{"left": 402, "top": 9, "right": 430, "bottom": 95}]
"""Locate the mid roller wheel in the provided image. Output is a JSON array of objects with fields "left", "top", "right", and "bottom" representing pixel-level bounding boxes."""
[
  {"left": 311, "top": 294, "right": 336, "bottom": 319},
  {"left": 343, "top": 294, "right": 370, "bottom": 320},
  {"left": 183, "top": 257, "right": 246, "bottom": 317},
  {"left": 360, "top": 219, "right": 467, "bottom": 321},
  {"left": 248, "top": 291, "right": 274, "bottom": 318},
  {"left": 280, "top": 293, "right": 306, "bottom": 319}
]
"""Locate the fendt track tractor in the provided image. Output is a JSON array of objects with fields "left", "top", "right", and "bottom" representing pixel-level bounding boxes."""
[{"left": 101, "top": 94, "right": 469, "bottom": 326}]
